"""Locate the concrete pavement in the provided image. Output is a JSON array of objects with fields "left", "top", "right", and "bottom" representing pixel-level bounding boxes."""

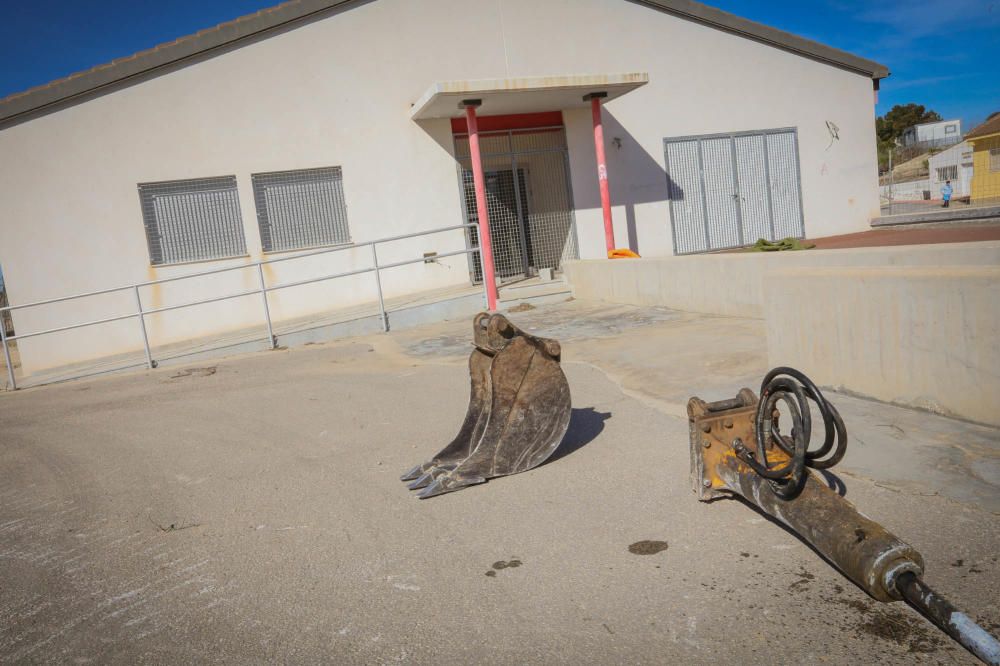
[{"left": 1, "top": 300, "right": 997, "bottom": 664}]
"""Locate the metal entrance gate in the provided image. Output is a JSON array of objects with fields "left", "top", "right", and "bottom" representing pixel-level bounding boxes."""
[
  {"left": 455, "top": 126, "right": 579, "bottom": 283},
  {"left": 664, "top": 128, "right": 805, "bottom": 255}
]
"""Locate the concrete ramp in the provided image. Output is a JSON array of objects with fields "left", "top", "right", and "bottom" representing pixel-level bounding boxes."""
[{"left": 563, "top": 242, "right": 1000, "bottom": 425}]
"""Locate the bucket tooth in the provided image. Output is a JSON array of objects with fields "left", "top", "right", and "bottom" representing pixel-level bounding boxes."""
[
  {"left": 406, "top": 471, "right": 437, "bottom": 491},
  {"left": 406, "top": 465, "right": 455, "bottom": 491},
  {"left": 400, "top": 464, "right": 426, "bottom": 482},
  {"left": 416, "top": 474, "right": 486, "bottom": 499},
  {"left": 402, "top": 312, "right": 571, "bottom": 499}
]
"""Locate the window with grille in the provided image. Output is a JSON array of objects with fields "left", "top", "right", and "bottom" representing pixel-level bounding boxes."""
[
  {"left": 138, "top": 176, "right": 247, "bottom": 265},
  {"left": 251, "top": 166, "right": 350, "bottom": 252},
  {"left": 991, "top": 148, "right": 1000, "bottom": 172},
  {"left": 936, "top": 166, "right": 958, "bottom": 181},
  {"left": 945, "top": 124, "right": 957, "bottom": 134}
]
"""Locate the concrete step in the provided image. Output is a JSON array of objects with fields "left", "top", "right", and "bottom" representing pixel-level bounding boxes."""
[{"left": 498, "top": 277, "right": 571, "bottom": 308}]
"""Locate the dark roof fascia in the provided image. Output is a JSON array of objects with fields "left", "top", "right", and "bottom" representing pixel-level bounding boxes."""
[
  {"left": 0, "top": 0, "right": 889, "bottom": 128},
  {"left": 636, "top": 0, "right": 889, "bottom": 79},
  {"left": 966, "top": 114, "right": 1000, "bottom": 140}
]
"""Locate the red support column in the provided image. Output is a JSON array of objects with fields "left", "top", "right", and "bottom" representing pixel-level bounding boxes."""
[
  {"left": 587, "top": 92, "right": 615, "bottom": 254},
  {"left": 463, "top": 100, "right": 498, "bottom": 311}
]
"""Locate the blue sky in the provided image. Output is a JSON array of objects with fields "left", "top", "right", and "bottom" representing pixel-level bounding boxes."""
[{"left": 0, "top": 0, "right": 998, "bottom": 130}]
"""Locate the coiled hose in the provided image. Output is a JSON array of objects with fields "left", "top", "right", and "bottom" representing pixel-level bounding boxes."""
[{"left": 735, "top": 366, "right": 848, "bottom": 498}]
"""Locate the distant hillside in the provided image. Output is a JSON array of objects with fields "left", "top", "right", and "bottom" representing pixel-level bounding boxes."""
[{"left": 879, "top": 150, "right": 930, "bottom": 185}]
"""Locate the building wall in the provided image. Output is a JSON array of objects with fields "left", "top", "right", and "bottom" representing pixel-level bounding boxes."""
[
  {"left": 969, "top": 135, "right": 1000, "bottom": 204},
  {"left": 902, "top": 119, "right": 962, "bottom": 146},
  {"left": 916, "top": 119, "right": 961, "bottom": 143},
  {"left": 542, "top": 0, "right": 879, "bottom": 257},
  {"left": 928, "top": 141, "right": 973, "bottom": 197},
  {"left": 0, "top": 0, "right": 881, "bottom": 373}
]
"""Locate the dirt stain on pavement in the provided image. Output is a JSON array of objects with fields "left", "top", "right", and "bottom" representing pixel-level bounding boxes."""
[
  {"left": 628, "top": 540, "right": 669, "bottom": 555},
  {"left": 859, "top": 607, "right": 943, "bottom": 654},
  {"left": 169, "top": 366, "right": 217, "bottom": 379},
  {"left": 486, "top": 559, "right": 523, "bottom": 578},
  {"left": 493, "top": 559, "right": 523, "bottom": 570},
  {"left": 826, "top": 587, "right": 944, "bottom": 654},
  {"left": 789, "top": 568, "right": 816, "bottom": 591}
]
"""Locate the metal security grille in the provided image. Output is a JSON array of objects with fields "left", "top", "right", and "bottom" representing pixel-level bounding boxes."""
[
  {"left": 138, "top": 176, "right": 247, "bottom": 265},
  {"left": 454, "top": 127, "right": 578, "bottom": 284},
  {"left": 251, "top": 166, "right": 350, "bottom": 252},
  {"left": 664, "top": 128, "right": 804, "bottom": 254}
]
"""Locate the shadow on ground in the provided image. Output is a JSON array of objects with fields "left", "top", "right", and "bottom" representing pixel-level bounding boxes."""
[
  {"left": 819, "top": 469, "right": 848, "bottom": 497},
  {"left": 548, "top": 407, "right": 612, "bottom": 464}
]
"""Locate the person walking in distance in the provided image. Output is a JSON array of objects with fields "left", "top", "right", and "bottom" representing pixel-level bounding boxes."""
[{"left": 941, "top": 179, "right": 953, "bottom": 208}]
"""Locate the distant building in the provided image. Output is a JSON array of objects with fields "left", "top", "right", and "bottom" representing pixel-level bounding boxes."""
[
  {"left": 899, "top": 119, "right": 962, "bottom": 148},
  {"left": 966, "top": 114, "right": 1000, "bottom": 205},
  {"left": 928, "top": 141, "right": 973, "bottom": 198}
]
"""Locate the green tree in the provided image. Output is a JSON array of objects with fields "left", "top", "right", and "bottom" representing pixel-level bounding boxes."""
[
  {"left": 876, "top": 103, "right": 942, "bottom": 171},
  {"left": 877, "top": 103, "right": 943, "bottom": 143}
]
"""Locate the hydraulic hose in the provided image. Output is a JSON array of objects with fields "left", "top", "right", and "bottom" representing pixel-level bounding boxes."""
[{"left": 736, "top": 366, "right": 848, "bottom": 498}]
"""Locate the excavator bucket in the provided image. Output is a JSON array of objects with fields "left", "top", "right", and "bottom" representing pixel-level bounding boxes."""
[{"left": 401, "top": 312, "right": 571, "bottom": 499}]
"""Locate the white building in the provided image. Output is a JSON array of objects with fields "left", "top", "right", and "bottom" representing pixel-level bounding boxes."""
[
  {"left": 899, "top": 119, "right": 962, "bottom": 148},
  {"left": 0, "top": 0, "right": 887, "bottom": 375},
  {"left": 928, "top": 141, "right": 973, "bottom": 198}
]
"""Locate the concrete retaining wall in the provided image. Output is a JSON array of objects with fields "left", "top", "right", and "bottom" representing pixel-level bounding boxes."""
[
  {"left": 765, "top": 266, "right": 1000, "bottom": 426},
  {"left": 879, "top": 179, "right": 930, "bottom": 202},
  {"left": 563, "top": 242, "right": 1000, "bottom": 318},
  {"left": 563, "top": 242, "right": 1000, "bottom": 425},
  {"left": 872, "top": 205, "right": 1000, "bottom": 227}
]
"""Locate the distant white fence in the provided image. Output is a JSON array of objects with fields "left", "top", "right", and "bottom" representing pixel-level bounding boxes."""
[{"left": 880, "top": 179, "right": 931, "bottom": 203}]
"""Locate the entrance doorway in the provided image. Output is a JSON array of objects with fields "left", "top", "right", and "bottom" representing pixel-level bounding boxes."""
[
  {"left": 453, "top": 114, "right": 578, "bottom": 284},
  {"left": 663, "top": 127, "right": 805, "bottom": 254}
]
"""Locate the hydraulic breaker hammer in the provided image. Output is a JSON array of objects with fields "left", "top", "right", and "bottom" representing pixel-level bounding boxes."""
[
  {"left": 688, "top": 367, "right": 1000, "bottom": 665},
  {"left": 401, "top": 312, "right": 571, "bottom": 499}
]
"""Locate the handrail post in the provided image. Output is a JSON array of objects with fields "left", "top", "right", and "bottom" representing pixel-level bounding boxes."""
[
  {"left": 133, "top": 286, "right": 155, "bottom": 370},
  {"left": 257, "top": 264, "right": 276, "bottom": 349},
  {"left": 371, "top": 244, "right": 389, "bottom": 332},
  {"left": 0, "top": 311, "right": 16, "bottom": 390}
]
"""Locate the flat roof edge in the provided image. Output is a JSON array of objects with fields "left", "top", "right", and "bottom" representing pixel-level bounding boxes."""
[
  {"left": 909, "top": 118, "right": 961, "bottom": 128},
  {"left": 636, "top": 0, "right": 889, "bottom": 79},
  {"left": 410, "top": 72, "right": 650, "bottom": 120}
]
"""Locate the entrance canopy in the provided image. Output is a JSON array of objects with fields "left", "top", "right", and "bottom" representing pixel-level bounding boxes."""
[
  {"left": 410, "top": 73, "right": 648, "bottom": 120},
  {"left": 415, "top": 73, "right": 648, "bottom": 310}
]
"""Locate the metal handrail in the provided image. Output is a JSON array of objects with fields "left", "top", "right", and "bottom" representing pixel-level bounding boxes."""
[
  {"left": 0, "top": 222, "right": 484, "bottom": 390},
  {"left": 0, "top": 222, "right": 477, "bottom": 312}
]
